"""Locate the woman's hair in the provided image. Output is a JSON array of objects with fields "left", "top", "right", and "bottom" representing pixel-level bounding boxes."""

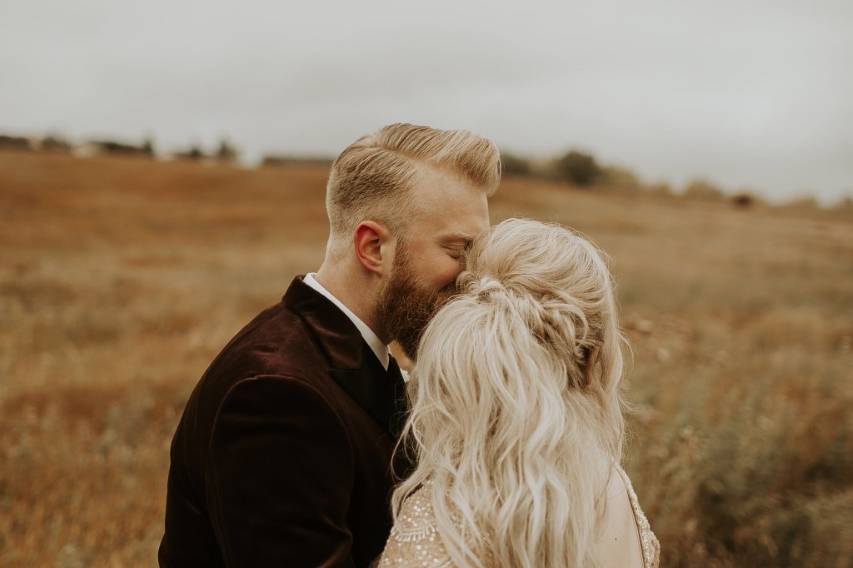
[
  {"left": 325, "top": 123, "right": 500, "bottom": 257},
  {"left": 391, "top": 218, "right": 627, "bottom": 567}
]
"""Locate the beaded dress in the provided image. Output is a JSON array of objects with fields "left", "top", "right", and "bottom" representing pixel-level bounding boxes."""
[{"left": 378, "top": 467, "right": 660, "bottom": 567}]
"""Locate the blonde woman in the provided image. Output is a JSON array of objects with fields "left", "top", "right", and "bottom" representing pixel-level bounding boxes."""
[{"left": 378, "top": 218, "right": 659, "bottom": 567}]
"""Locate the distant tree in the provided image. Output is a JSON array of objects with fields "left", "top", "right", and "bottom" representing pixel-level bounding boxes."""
[
  {"left": 500, "top": 151, "right": 532, "bottom": 177},
  {"left": 554, "top": 150, "right": 602, "bottom": 186},
  {"left": 834, "top": 194, "right": 853, "bottom": 211},
  {"left": 261, "top": 155, "right": 287, "bottom": 167},
  {"left": 0, "top": 134, "right": 33, "bottom": 151},
  {"left": 141, "top": 137, "right": 155, "bottom": 157},
  {"left": 175, "top": 145, "right": 205, "bottom": 160},
  {"left": 731, "top": 190, "right": 767, "bottom": 209},
  {"left": 646, "top": 181, "right": 674, "bottom": 197},
  {"left": 40, "top": 134, "right": 72, "bottom": 152},
  {"left": 684, "top": 179, "right": 724, "bottom": 201},
  {"left": 91, "top": 139, "right": 153, "bottom": 157},
  {"left": 600, "top": 165, "right": 640, "bottom": 191},
  {"left": 216, "top": 138, "right": 239, "bottom": 162},
  {"left": 782, "top": 195, "right": 819, "bottom": 209},
  {"left": 261, "top": 154, "right": 332, "bottom": 167},
  {"left": 732, "top": 192, "right": 754, "bottom": 208}
]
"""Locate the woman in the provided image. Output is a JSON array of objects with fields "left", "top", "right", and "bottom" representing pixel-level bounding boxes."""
[{"left": 378, "top": 218, "right": 659, "bottom": 567}]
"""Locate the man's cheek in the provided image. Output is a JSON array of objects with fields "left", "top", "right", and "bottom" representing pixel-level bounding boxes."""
[{"left": 436, "top": 262, "right": 462, "bottom": 289}]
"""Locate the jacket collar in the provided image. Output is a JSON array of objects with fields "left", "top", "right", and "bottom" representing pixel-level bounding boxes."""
[
  {"left": 282, "top": 275, "right": 407, "bottom": 439},
  {"left": 282, "top": 274, "right": 369, "bottom": 370}
]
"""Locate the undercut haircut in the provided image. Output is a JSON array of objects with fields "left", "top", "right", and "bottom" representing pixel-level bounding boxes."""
[{"left": 325, "top": 123, "right": 501, "bottom": 253}]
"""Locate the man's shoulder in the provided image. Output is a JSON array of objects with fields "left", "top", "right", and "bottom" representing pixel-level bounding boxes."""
[
  {"left": 213, "top": 373, "right": 349, "bottom": 441},
  {"left": 176, "top": 300, "right": 330, "bottom": 438},
  {"left": 208, "top": 299, "right": 324, "bottom": 381}
]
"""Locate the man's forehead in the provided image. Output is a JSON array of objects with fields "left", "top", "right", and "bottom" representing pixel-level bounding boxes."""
[
  {"left": 409, "top": 163, "right": 490, "bottom": 233},
  {"left": 411, "top": 162, "right": 477, "bottom": 199}
]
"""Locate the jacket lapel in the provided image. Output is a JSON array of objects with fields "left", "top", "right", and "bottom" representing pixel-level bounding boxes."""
[{"left": 282, "top": 275, "right": 406, "bottom": 438}]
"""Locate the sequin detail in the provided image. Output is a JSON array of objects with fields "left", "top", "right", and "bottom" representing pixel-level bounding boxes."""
[
  {"left": 616, "top": 466, "right": 661, "bottom": 568},
  {"left": 379, "top": 471, "right": 660, "bottom": 567},
  {"left": 378, "top": 485, "right": 453, "bottom": 567}
]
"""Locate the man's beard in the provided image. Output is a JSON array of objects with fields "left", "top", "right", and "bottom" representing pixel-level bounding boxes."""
[{"left": 376, "top": 242, "right": 458, "bottom": 361}]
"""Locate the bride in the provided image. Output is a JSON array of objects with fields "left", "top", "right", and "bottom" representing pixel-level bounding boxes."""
[{"left": 378, "top": 218, "right": 659, "bottom": 567}]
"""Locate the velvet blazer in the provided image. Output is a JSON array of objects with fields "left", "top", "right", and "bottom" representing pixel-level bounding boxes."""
[{"left": 159, "top": 275, "right": 409, "bottom": 567}]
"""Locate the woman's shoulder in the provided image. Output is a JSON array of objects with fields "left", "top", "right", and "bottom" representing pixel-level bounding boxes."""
[
  {"left": 378, "top": 483, "right": 454, "bottom": 567},
  {"left": 608, "top": 465, "right": 660, "bottom": 568}
]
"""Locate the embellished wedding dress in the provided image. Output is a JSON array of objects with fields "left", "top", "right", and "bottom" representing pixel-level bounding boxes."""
[{"left": 378, "top": 466, "right": 660, "bottom": 567}]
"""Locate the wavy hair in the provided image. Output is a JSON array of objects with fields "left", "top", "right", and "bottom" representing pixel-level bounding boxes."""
[{"left": 391, "top": 218, "right": 627, "bottom": 567}]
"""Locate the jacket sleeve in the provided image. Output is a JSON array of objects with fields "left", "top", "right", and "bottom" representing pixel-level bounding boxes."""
[{"left": 206, "top": 374, "right": 356, "bottom": 567}]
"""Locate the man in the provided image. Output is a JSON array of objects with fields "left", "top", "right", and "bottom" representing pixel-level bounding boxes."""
[{"left": 158, "top": 123, "right": 501, "bottom": 567}]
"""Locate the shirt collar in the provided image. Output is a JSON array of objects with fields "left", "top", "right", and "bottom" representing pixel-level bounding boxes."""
[{"left": 303, "top": 272, "right": 390, "bottom": 370}]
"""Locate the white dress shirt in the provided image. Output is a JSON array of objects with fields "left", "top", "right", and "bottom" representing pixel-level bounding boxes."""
[{"left": 303, "top": 272, "right": 390, "bottom": 370}]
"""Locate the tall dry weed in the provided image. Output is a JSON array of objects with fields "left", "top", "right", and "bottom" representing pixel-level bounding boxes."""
[{"left": 1, "top": 152, "right": 851, "bottom": 566}]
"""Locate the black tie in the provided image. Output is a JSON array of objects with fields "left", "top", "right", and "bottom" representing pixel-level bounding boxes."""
[
  {"left": 386, "top": 355, "right": 408, "bottom": 440},
  {"left": 387, "top": 355, "right": 416, "bottom": 478}
]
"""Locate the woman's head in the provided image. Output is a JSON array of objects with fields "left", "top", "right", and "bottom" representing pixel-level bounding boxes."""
[
  {"left": 394, "top": 218, "right": 627, "bottom": 568},
  {"left": 454, "top": 216, "right": 622, "bottom": 393}
]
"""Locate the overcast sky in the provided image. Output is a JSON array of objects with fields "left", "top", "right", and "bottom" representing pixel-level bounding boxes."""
[{"left": 2, "top": 0, "right": 851, "bottom": 203}]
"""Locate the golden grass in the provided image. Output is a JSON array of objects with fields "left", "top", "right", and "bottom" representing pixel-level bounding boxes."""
[{"left": 1, "top": 151, "right": 851, "bottom": 567}]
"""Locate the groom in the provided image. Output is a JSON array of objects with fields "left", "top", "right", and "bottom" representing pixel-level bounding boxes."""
[{"left": 158, "top": 123, "right": 500, "bottom": 567}]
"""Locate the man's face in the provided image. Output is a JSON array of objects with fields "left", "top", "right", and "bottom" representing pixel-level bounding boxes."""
[{"left": 377, "top": 165, "right": 490, "bottom": 360}]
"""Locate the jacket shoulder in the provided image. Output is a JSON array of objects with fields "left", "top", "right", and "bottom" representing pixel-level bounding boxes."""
[{"left": 210, "top": 373, "right": 354, "bottom": 459}]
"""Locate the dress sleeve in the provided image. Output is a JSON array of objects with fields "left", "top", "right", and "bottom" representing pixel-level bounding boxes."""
[{"left": 378, "top": 486, "right": 455, "bottom": 567}]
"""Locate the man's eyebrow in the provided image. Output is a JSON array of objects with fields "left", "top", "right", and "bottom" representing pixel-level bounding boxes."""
[{"left": 439, "top": 233, "right": 475, "bottom": 244}]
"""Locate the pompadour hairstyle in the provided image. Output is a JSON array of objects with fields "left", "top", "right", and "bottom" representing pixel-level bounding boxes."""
[{"left": 325, "top": 123, "right": 501, "bottom": 241}]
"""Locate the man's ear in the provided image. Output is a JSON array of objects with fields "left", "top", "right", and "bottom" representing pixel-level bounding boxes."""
[{"left": 353, "top": 220, "right": 390, "bottom": 276}]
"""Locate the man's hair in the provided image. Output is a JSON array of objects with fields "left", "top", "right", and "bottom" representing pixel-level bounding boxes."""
[{"left": 325, "top": 123, "right": 501, "bottom": 249}]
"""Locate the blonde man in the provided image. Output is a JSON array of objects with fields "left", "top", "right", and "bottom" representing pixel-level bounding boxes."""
[{"left": 159, "top": 123, "right": 500, "bottom": 567}]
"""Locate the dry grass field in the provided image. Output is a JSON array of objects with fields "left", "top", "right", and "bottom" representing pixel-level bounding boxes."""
[{"left": 1, "top": 150, "right": 851, "bottom": 567}]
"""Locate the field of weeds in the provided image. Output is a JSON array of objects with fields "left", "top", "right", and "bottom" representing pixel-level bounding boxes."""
[{"left": 1, "top": 151, "right": 851, "bottom": 567}]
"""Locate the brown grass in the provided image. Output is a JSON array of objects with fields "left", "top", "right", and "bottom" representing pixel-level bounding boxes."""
[{"left": 1, "top": 151, "right": 851, "bottom": 567}]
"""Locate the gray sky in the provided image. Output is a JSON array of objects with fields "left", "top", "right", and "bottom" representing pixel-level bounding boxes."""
[{"left": 2, "top": 0, "right": 852, "bottom": 203}]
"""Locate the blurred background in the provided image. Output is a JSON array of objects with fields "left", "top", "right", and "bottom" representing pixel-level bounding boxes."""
[{"left": 1, "top": 1, "right": 851, "bottom": 566}]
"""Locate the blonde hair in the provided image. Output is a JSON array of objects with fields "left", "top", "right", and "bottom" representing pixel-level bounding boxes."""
[
  {"left": 392, "top": 218, "right": 627, "bottom": 567},
  {"left": 325, "top": 123, "right": 500, "bottom": 255}
]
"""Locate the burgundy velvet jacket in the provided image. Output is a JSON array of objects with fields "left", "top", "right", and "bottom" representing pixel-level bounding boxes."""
[{"left": 158, "top": 276, "right": 409, "bottom": 567}]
